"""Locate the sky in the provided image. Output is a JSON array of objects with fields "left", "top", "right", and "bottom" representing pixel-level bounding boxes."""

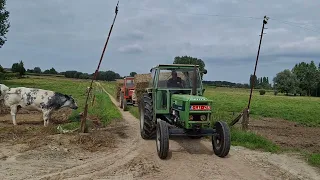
[{"left": 1, "top": 0, "right": 320, "bottom": 84}]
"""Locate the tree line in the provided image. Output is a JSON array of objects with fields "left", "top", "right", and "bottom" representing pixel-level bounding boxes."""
[
  {"left": 273, "top": 61, "right": 320, "bottom": 97},
  {"left": 0, "top": 61, "right": 129, "bottom": 81},
  {"left": 2, "top": 57, "right": 320, "bottom": 98}
]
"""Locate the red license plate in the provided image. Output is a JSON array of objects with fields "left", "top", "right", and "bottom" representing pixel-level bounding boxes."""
[{"left": 190, "top": 105, "right": 211, "bottom": 111}]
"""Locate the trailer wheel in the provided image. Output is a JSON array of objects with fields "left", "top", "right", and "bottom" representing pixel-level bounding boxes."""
[
  {"left": 212, "top": 121, "right": 231, "bottom": 158},
  {"left": 156, "top": 119, "right": 169, "bottom": 159},
  {"left": 139, "top": 93, "right": 156, "bottom": 139}
]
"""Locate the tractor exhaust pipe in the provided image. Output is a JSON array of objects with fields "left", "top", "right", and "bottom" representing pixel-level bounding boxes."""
[{"left": 192, "top": 65, "right": 197, "bottom": 95}]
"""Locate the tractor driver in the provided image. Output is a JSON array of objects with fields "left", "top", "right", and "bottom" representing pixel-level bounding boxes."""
[{"left": 167, "top": 70, "right": 183, "bottom": 88}]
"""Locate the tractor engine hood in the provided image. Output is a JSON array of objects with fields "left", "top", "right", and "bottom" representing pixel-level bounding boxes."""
[{"left": 171, "top": 94, "right": 211, "bottom": 103}]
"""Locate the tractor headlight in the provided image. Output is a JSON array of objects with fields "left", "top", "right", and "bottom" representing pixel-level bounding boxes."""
[
  {"left": 189, "top": 115, "right": 193, "bottom": 120},
  {"left": 200, "top": 115, "right": 206, "bottom": 121}
]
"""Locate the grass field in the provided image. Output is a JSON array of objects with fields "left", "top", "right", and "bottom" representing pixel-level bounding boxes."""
[
  {"left": 2, "top": 76, "right": 122, "bottom": 130},
  {"left": 102, "top": 81, "right": 320, "bottom": 127}
]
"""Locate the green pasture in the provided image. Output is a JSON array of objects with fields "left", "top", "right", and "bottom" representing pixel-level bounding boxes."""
[{"left": 2, "top": 77, "right": 121, "bottom": 130}]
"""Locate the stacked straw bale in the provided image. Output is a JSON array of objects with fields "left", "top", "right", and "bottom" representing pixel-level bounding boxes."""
[
  {"left": 134, "top": 73, "right": 151, "bottom": 105},
  {"left": 115, "top": 79, "right": 124, "bottom": 102}
]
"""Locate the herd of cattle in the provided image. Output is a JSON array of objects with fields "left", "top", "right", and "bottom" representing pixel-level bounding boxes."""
[{"left": 0, "top": 84, "right": 78, "bottom": 126}]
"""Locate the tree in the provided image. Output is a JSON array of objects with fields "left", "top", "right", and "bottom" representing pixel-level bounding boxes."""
[
  {"left": 11, "top": 61, "right": 26, "bottom": 77},
  {"left": 49, "top": 67, "right": 58, "bottom": 74},
  {"left": 273, "top": 69, "right": 299, "bottom": 95},
  {"left": 0, "top": 65, "right": 4, "bottom": 73},
  {"left": 130, "top": 72, "right": 137, "bottom": 77},
  {"left": 249, "top": 74, "right": 258, "bottom": 88},
  {"left": 292, "top": 61, "right": 318, "bottom": 96},
  {"left": 33, "top": 67, "right": 41, "bottom": 74},
  {"left": 173, "top": 56, "right": 206, "bottom": 78},
  {"left": 0, "top": 0, "right": 10, "bottom": 48}
]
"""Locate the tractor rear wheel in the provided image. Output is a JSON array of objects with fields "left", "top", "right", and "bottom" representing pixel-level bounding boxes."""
[
  {"left": 212, "top": 121, "right": 231, "bottom": 158},
  {"left": 156, "top": 119, "right": 169, "bottom": 159},
  {"left": 139, "top": 93, "right": 156, "bottom": 139}
]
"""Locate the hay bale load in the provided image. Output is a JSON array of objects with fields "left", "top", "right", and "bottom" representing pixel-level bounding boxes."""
[
  {"left": 134, "top": 73, "right": 151, "bottom": 105},
  {"left": 115, "top": 79, "right": 124, "bottom": 102}
]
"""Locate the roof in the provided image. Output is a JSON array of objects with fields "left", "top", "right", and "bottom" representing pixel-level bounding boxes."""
[{"left": 152, "top": 64, "right": 199, "bottom": 69}]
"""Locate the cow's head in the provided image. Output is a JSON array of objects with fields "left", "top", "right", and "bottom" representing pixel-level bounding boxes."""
[{"left": 62, "top": 94, "right": 78, "bottom": 110}]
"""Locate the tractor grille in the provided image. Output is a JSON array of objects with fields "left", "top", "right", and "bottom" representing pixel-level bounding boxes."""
[{"left": 189, "top": 114, "right": 207, "bottom": 121}]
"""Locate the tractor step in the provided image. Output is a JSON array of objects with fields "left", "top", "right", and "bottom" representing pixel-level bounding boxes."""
[{"left": 168, "top": 128, "right": 217, "bottom": 136}]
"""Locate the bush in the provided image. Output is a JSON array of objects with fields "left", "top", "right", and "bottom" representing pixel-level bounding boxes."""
[
  {"left": 0, "top": 72, "right": 20, "bottom": 80},
  {"left": 259, "top": 89, "right": 266, "bottom": 95}
]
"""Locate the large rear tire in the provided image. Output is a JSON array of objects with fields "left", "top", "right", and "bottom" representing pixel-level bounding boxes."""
[
  {"left": 212, "top": 121, "right": 231, "bottom": 158},
  {"left": 156, "top": 119, "right": 169, "bottom": 159},
  {"left": 139, "top": 93, "right": 156, "bottom": 139}
]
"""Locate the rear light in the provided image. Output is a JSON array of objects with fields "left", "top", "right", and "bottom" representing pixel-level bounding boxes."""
[{"left": 190, "top": 105, "right": 211, "bottom": 111}]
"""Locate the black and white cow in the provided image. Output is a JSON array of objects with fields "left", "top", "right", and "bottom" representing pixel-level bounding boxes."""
[{"left": 2, "top": 86, "right": 78, "bottom": 126}]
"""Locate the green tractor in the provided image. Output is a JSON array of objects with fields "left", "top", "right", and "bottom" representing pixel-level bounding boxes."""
[{"left": 139, "top": 64, "right": 231, "bottom": 159}]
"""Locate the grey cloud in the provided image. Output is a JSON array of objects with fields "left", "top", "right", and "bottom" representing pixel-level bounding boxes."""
[
  {"left": 118, "top": 44, "right": 143, "bottom": 54},
  {"left": 1, "top": 0, "right": 319, "bottom": 82}
]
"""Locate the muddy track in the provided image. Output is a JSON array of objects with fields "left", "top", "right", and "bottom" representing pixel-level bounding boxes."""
[{"left": 0, "top": 82, "right": 319, "bottom": 180}]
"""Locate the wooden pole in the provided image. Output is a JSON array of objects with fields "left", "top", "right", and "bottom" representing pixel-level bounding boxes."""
[
  {"left": 80, "top": 1, "right": 119, "bottom": 133},
  {"left": 243, "top": 16, "right": 269, "bottom": 131},
  {"left": 229, "top": 16, "right": 269, "bottom": 128}
]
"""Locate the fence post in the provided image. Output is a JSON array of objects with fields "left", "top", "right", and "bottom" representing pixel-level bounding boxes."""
[{"left": 241, "top": 108, "right": 249, "bottom": 131}]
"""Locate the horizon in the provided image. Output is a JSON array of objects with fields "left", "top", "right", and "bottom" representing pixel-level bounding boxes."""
[{"left": 1, "top": 0, "right": 319, "bottom": 84}]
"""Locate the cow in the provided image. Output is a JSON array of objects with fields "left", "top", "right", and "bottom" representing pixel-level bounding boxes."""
[
  {"left": 2, "top": 86, "right": 78, "bottom": 126},
  {"left": 0, "top": 84, "right": 10, "bottom": 100}
]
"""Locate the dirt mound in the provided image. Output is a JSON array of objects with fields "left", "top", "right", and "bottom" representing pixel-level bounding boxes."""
[
  {"left": 51, "top": 108, "right": 73, "bottom": 124},
  {"left": 250, "top": 118, "right": 320, "bottom": 153},
  {"left": 69, "top": 130, "right": 117, "bottom": 152}
]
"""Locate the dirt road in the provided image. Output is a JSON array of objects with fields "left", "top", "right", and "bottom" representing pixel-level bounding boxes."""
[{"left": 0, "top": 83, "right": 319, "bottom": 180}]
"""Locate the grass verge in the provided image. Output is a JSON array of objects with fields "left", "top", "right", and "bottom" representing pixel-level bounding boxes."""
[{"left": 307, "top": 153, "right": 320, "bottom": 167}]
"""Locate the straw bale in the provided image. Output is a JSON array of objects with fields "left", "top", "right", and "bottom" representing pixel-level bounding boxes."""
[
  {"left": 115, "top": 79, "right": 124, "bottom": 102},
  {"left": 134, "top": 73, "right": 151, "bottom": 105}
]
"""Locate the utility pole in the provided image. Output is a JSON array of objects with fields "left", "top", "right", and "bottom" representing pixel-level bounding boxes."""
[
  {"left": 230, "top": 16, "right": 269, "bottom": 130},
  {"left": 80, "top": 1, "right": 119, "bottom": 133}
]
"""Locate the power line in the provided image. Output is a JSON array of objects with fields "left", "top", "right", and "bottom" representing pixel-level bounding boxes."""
[
  {"left": 121, "top": 6, "right": 320, "bottom": 34},
  {"left": 270, "top": 18, "right": 320, "bottom": 33},
  {"left": 121, "top": 6, "right": 262, "bottom": 20}
]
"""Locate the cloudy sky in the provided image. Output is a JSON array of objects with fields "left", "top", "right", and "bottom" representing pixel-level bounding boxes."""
[{"left": 1, "top": 0, "right": 320, "bottom": 83}]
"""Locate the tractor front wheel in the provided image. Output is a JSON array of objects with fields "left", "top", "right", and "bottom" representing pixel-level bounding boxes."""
[
  {"left": 156, "top": 119, "right": 169, "bottom": 159},
  {"left": 139, "top": 93, "right": 156, "bottom": 139},
  {"left": 212, "top": 121, "right": 231, "bottom": 158}
]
